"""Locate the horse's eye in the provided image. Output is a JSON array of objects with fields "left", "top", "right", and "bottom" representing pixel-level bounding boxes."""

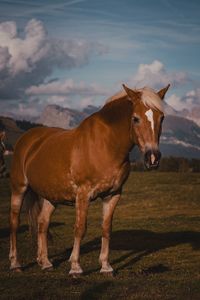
[{"left": 133, "top": 116, "right": 140, "bottom": 124}]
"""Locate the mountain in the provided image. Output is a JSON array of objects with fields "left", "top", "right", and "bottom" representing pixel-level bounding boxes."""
[
  {"left": 37, "top": 104, "right": 99, "bottom": 129},
  {"left": 164, "top": 102, "right": 200, "bottom": 128},
  {"left": 0, "top": 117, "right": 42, "bottom": 148},
  {"left": 163, "top": 102, "right": 200, "bottom": 128},
  {"left": 179, "top": 105, "right": 200, "bottom": 127},
  {"left": 161, "top": 115, "right": 200, "bottom": 158},
  {"left": 82, "top": 105, "right": 99, "bottom": 115},
  {"left": 1, "top": 103, "right": 200, "bottom": 159},
  {"left": 164, "top": 102, "right": 179, "bottom": 116},
  {"left": 0, "top": 116, "right": 24, "bottom": 147},
  {"left": 37, "top": 103, "right": 200, "bottom": 159}
]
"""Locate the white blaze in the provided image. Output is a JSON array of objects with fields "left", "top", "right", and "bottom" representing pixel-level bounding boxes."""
[
  {"left": 151, "top": 153, "right": 156, "bottom": 164},
  {"left": 145, "top": 109, "right": 154, "bottom": 133}
]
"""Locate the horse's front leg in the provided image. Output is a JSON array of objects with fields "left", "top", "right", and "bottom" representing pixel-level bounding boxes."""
[
  {"left": 37, "top": 199, "right": 55, "bottom": 270},
  {"left": 69, "top": 189, "right": 89, "bottom": 276},
  {"left": 99, "top": 193, "right": 121, "bottom": 274}
]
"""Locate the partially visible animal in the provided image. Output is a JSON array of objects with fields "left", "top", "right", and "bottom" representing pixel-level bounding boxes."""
[
  {"left": 9, "top": 84, "right": 170, "bottom": 275},
  {"left": 0, "top": 131, "right": 9, "bottom": 178}
]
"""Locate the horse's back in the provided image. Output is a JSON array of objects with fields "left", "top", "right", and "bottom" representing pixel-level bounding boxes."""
[
  {"left": 12, "top": 126, "right": 66, "bottom": 168},
  {"left": 10, "top": 108, "right": 130, "bottom": 200},
  {"left": 10, "top": 127, "right": 74, "bottom": 197}
]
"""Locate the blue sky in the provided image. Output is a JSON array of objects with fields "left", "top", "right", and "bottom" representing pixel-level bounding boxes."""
[{"left": 0, "top": 0, "right": 200, "bottom": 118}]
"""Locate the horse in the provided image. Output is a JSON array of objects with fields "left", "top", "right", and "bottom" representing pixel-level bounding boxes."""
[
  {"left": 9, "top": 84, "right": 170, "bottom": 275},
  {"left": 0, "top": 131, "right": 8, "bottom": 178}
]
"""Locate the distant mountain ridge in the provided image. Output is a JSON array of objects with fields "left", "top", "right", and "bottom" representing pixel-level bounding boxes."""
[
  {"left": 179, "top": 105, "right": 200, "bottom": 127},
  {"left": 0, "top": 116, "right": 24, "bottom": 146},
  {"left": 37, "top": 103, "right": 200, "bottom": 159},
  {"left": 38, "top": 104, "right": 99, "bottom": 128},
  {"left": 161, "top": 115, "right": 200, "bottom": 158},
  {"left": 1, "top": 102, "right": 200, "bottom": 159}
]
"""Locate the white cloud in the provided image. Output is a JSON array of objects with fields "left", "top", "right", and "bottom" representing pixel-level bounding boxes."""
[
  {"left": 0, "top": 19, "right": 48, "bottom": 76},
  {"left": 0, "top": 19, "right": 105, "bottom": 99},
  {"left": 17, "top": 103, "right": 41, "bottom": 119},
  {"left": 26, "top": 79, "right": 108, "bottom": 97},
  {"left": 129, "top": 60, "right": 189, "bottom": 88},
  {"left": 79, "top": 97, "right": 94, "bottom": 109},
  {"left": 166, "top": 88, "right": 200, "bottom": 111},
  {"left": 0, "top": 46, "right": 10, "bottom": 73},
  {"left": 25, "top": 78, "right": 108, "bottom": 112},
  {"left": 186, "top": 90, "right": 196, "bottom": 97},
  {"left": 185, "top": 88, "right": 200, "bottom": 104},
  {"left": 44, "top": 95, "right": 69, "bottom": 105},
  {"left": 165, "top": 94, "right": 183, "bottom": 110}
]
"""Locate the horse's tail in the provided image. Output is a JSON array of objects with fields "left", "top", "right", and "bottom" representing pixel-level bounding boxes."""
[
  {"left": 24, "top": 190, "right": 52, "bottom": 240},
  {"left": 24, "top": 189, "right": 43, "bottom": 237}
]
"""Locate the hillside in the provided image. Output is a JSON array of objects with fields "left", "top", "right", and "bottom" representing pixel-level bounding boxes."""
[
  {"left": 37, "top": 104, "right": 200, "bottom": 159},
  {"left": 161, "top": 115, "right": 200, "bottom": 158},
  {"left": 1, "top": 103, "right": 200, "bottom": 159},
  {"left": 0, "top": 116, "right": 24, "bottom": 147},
  {"left": 0, "top": 117, "right": 42, "bottom": 148}
]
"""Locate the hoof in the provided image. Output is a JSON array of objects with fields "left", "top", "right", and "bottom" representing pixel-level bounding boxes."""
[
  {"left": 42, "top": 266, "right": 54, "bottom": 272},
  {"left": 69, "top": 272, "right": 82, "bottom": 279},
  {"left": 101, "top": 271, "right": 115, "bottom": 277},
  {"left": 69, "top": 268, "right": 83, "bottom": 278},
  {"left": 38, "top": 259, "right": 53, "bottom": 271}
]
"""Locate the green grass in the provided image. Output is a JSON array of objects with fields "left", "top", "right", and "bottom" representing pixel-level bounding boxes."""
[{"left": 0, "top": 172, "right": 200, "bottom": 299}]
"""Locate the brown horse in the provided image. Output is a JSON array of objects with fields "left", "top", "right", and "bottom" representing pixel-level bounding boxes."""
[{"left": 9, "top": 84, "right": 170, "bottom": 275}]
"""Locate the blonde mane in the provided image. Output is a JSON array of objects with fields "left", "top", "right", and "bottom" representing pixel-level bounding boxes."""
[{"left": 105, "top": 87, "right": 164, "bottom": 112}]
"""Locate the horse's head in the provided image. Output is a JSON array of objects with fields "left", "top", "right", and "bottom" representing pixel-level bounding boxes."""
[{"left": 123, "top": 84, "right": 170, "bottom": 170}]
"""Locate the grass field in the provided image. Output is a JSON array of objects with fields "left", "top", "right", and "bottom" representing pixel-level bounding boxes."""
[{"left": 0, "top": 172, "right": 200, "bottom": 299}]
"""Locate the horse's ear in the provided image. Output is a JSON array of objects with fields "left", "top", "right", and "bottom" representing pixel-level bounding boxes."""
[
  {"left": 122, "top": 84, "right": 140, "bottom": 103},
  {"left": 0, "top": 131, "right": 6, "bottom": 142},
  {"left": 157, "top": 84, "right": 170, "bottom": 100}
]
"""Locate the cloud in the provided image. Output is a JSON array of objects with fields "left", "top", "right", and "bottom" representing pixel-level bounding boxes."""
[
  {"left": 26, "top": 79, "right": 108, "bottom": 97},
  {"left": 166, "top": 88, "right": 200, "bottom": 111},
  {"left": 0, "top": 19, "right": 105, "bottom": 100},
  {"left": 24, "top": 78, "right": 109, "bottom": 115},
  {"left": 165, "top": 94, "right": 183, "bottom": 111},
  {"left": 0, "top": 47, "right": 11, "bottom": 73},
  {"left": 26, "top": 59, "right": 192, "bottom": 113},
  {"left": 129, "top": 60, "right": 189, "bottom": 88},
  {"left": 125, "top": 60, "right": 198, "bottom": 113},
  {"left": 185, "top": 89, "right": 200, "bottom": 105}
]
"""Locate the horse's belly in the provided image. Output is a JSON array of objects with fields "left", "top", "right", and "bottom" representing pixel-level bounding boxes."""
[
  {"left": 29, "top": 176, "right": 76, "bottom": 202},
  {"left": 26, "top": 160, "right": 76, "bottom": 202}
]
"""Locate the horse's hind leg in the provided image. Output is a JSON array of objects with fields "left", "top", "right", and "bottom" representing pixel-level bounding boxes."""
[
  {"left": 37, "top": 199, "right": 55, "bottom": 270},
  {"left": 9, "top": 189, "right": 27, "bottom": 271}
]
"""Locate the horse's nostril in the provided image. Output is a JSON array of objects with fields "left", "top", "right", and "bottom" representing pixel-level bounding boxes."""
[{"left": 144, "top": 149, "right": 161, "bottom": 170}]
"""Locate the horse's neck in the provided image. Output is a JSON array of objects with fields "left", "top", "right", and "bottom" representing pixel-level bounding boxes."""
[{"left": 98, "top": 98, "right": 134, "bottom": 158}]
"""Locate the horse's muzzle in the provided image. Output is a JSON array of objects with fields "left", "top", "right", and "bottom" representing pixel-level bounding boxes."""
[{"left": 144, "top": 149, "right": 161, "bottom": 170}]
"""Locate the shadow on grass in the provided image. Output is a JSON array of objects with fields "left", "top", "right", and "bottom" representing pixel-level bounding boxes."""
[
  {"left": 0, "top": 221, "right": 65, "bottom": 239},
  {"left": 51, "top": 230, "right": 200, "bottom": 274},
  {"left": 4, "top": 228, "right": 199, "bottom": 272},
  {"left": 80, "top": 281, "right": 113, "bottom": 300}
]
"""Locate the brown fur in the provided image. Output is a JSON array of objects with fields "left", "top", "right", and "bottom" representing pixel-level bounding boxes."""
[{"left": 9, "top": 84, "right": 169, "bottom": 274}]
